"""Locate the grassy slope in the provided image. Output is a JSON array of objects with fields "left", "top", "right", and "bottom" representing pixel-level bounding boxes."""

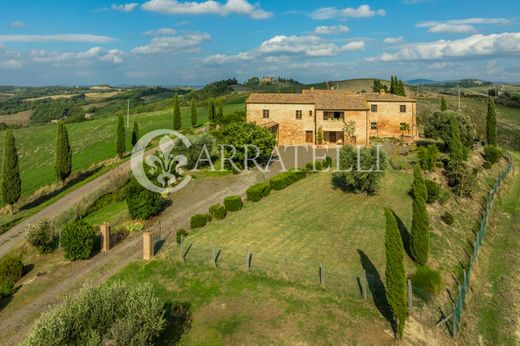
[{"left": 0, "top": 102, "right": 245, "bottom": 201}]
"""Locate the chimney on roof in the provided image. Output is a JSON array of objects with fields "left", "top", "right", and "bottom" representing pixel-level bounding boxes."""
[{"left": 380, "top": 88, "right": 386, "bottom": 96}]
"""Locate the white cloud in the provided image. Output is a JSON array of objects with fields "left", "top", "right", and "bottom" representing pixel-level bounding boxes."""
[
  {"left": 259, "top": 35, "right": 339, "bottom": 57},
  {"left": 314, "top": 25, "right": 349, "bottom": 35},
  {"left": 144, "top": 28, "right": 177, "bottom": 36},
  {"left": 10, "top": 21, "right": 26, "bottom": 29},
  {"left": 311, "top": 5, "right": 385, "bottom": 20},
  {"left": 340, "top": 41, "right": 365, "bottom": 52},
  {"left": 132, "top": 32, "right": 210, "bottom": 54},
  {"left": 371, "top": 32, "right": 520, "bottom": 62},
  {"left": 141, "top": 0, "right": 272, "bottom": 19},
  {"left": 31, "top": 47, "right": 124, "bottom": 64},
  {"left": 0, "top": 59, "right": 22, "bottom": 69},
  {"left": 0, "top": 34, "right": 114, "bottom": 43},
  {"left": 417, "top": 18, "right": 510, "bottom": 33},
  {"left": 111, "top": 3, "right": 138, "bottom": 12},
  {"left": 202, "top": 51, "right": 253, "bottom": 63},
  {"left": 403, "top": 0, "right": 430, "bottom": 4},
  {"left": 384, "top": 36, "right": 404, "bottom": 44}
]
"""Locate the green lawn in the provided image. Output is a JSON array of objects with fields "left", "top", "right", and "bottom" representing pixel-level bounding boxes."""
[
  {"left": 0, "top": 102, "right": 245, "bottom": 203},
  {"left": 170, "top": 170, "right": 414, "bottom": 295}
]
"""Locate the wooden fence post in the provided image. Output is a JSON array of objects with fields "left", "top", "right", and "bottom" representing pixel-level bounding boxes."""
[
  {"left": 143, "top": 231, "right": 153, "bottom": 260},
  {"left": 99, "top": 223, "right": 110, "bottom": 252},
  {"left": 407, "top": 279, "right": 413, "bottom": 310}
]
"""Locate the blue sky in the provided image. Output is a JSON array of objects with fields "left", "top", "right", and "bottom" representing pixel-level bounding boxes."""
[{"left": 0, "top": 0, "right": 519, "bottom": 85}]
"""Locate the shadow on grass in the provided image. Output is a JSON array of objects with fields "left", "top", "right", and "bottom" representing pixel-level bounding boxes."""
[
  {"left": 156, "top": 301, "right": 192, "bottom": 345},
  {"left": 391, "top": 210, "right": 413, "bottom": 260},
  {"left": 20, "top": 165, "right": 104, "bottom": 211},
  {"left": 357, "top": 249, "right": 396, "bottom": 335}
]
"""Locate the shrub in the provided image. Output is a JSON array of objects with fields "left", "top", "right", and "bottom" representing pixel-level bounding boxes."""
[
  {"left": 410, "top": 266, "right": 443, "bottom": 301},
  {"left": 441, "top": 211, "right": 454, "bottom": 225},
  {"left": 424, "top": 180, "right": 440, "bottom": 204},
  {"left": 438, "top": 189, "right": 451, "bottom": 205},
  {"left": 246, "top": 182, "right": 270, "bottom": 202},
  {"left": 323, "top": 156, "right": 333, "bottom": 169},
  {"left": 332, "top": 145, "right": 388, "bottom": 195},
  {"left": 305, "top": 160, "right": 322, "bottom": 172},
  {"left": 126, "top": 179, "right": 163, "bottom": 220},
  {"left": 125, "top": 220, "right": 144, "bottom": 233},
  {"left": 0, "top": 253, "right": 23, "bottom": 298},
  {"left": 424, "top": 111, "right": 476, "bottom": 148},
  {"left": 224, "top": 196, "right": 242, "bottom": 212},
  {"left": 23, "top": 281, "right": 165, "bottom": 346},
  {"left": 25, "top": 218, "right": 55, "bottom": 254},
  {"left": 269, "top": 170, "right": 305, "bottom": 190},
  {"left": 483, "top": 145, "right": 502, "bottom": 164},
  {"left": 483, "top": 161, "right": 492, "bottom": 169},
  {"left": 190, "top": 214, "right": 208, "bottom": 229},
  {"left": 416, "top": 145, "right": 440, "bottom": 171},
  {"left": 446, "top": 161, "right": 477, "bottom": 197},
  {"left": 61, "top": 220, "right": 96, "bottom": 261},
  {"left": 209, "top": 204, "right": 226, "bottom": 220},
  {"left": 176, "top": 229, "right": 188, "bottom": 244}
]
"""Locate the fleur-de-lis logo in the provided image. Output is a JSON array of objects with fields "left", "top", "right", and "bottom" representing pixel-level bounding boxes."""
[{"left": 131, "top": 130, "right": 192, "bottom": 194}]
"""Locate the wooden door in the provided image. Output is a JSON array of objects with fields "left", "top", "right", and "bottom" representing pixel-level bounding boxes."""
[
  {"left": 305, "top": 131, "right": 313, "bottom": 143},
  {"left": 329, "top": 132, "right": 337, "bottom": 143}
]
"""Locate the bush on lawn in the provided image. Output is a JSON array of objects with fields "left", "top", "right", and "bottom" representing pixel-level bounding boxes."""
[
  {"left": 209, "top": 204, "right": 226, "bottom": 220},
  {"left": 61, "top": 220, "right": 96, "bottom": 261},
  {"left": 424, "top": 180, "right": 440, "bottom": 204},
  {"left": 410, "top": 266, "right": 443, "bottom": 301},
  {"left": 176, "top": 229, "right": 188, "bottom": 244},
  {"left": 124, "top": 220, "right": 144, "bottom": 233},
  {"left": 332, "top": 145, "right": 388, "bottom": 194},
  {"left": 190, "top": 214, "right": 208, "bottom": 229},
  {"left": 483, "top": 161, "right": 492, "bottom": 169},
  {"left": 246, "top": 182, "right": 270, "bottom": 202},
  {"left": 323, "top": 156, "right": 333, "bottom": 169},
  {"left": 0, "top": 253, "right": 23, "bottom": 298},
  {"left": 125, "top": 179, "right": 163, "bottom": 220},
  {"left": 417, "top": 145, "right": 440, "bottom": 171},
  {"left": 269, "top": 170, "right": 306, "bottom": 190},
  {"left": 305, "top": 160, "right": 322, "bottom": 172},
  {"left": 441, "top": 211, "right": 454, "bottom": 225},
  {"left": 25, "top": 218, "right": 55, "bottom": 254},
  {"left": 23, "top": 281, "right": 165, "bottom": 346},
  {"left": 224, "top": 196, "right": 243, "bottom": 212},
  {"left": 483, "top": 145, "right": 502, "bottom": 165}
]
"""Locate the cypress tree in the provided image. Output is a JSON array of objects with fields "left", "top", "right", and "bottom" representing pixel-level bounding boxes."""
[
  {"left": 216, "top": 99, "right": 224, "bottom": 124},
  {"left": 173, "top": 94, "right": 181, "bottom": 131},
  {"left": 390, "top": 76, "right": 396, "bottom": 94},
  {"left": 410, "top": 172, "right": 430, "bottom": 265},
  {"left": 131, "top": 121, "right": 139, "bottom": 147},
  {"left": 412, "top": 164, "right": 427, "bottom": 202},
  {"left": 449, "top": 114, "right": 464, "bottom": 163},
  {"left": 384, "top": 208, "right": 408, "bottom": 339},
  {"left": 190, "top": 99, "right": 197, "bottom": 128},
  {"left": 486, "top": 96, "right": 497, "bottom": 146},
  {"left": 208, "top": 99, "right": 215, "bottom": 123},
  {"left": 55, "top": 121, "right": 72, "bottom": 183},
  {"left": 1, "top": 129, "right": 21, "bottom": 214},
  {"left": 116, "top": 114, "right": 125, "bottom": 159},
  {"left": 398, "top": 80, "right": 406, "bottom": 96},
  {"left": 440, "top": 97, "right": 448, "bottom": 111}
]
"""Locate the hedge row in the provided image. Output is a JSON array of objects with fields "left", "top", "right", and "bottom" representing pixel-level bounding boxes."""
[
  {"left": 269, "top": 170, "right": 306, "bottom": 190},
  {"left": 246, "top": 182, "right": 271, "bottom": 202},
  {"left": 190, "top": 213, "right": 212, "bottom": 229},
  {"left": 224, "top": 196, "right": 243, "bottom": 212},
  {"left": 0, "top": 253, "right": 23, "bottom": 299}
]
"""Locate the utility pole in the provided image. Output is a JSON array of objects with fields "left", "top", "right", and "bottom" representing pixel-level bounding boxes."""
[{"left": 126, "top": 99, "right": 130, "bottom": 127}]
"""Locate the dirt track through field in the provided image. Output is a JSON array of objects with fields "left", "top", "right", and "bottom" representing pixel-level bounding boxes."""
[{"left": 0, "top": 171, "right": 258, "bottom": 345}]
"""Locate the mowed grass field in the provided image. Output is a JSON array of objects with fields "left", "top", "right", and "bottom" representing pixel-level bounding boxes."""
[
  {"left": 0, "top": 102, "right": 245, "bottom": 203},
  {"left": 170, "top": 170, "right": 414, "bottom": 294}
]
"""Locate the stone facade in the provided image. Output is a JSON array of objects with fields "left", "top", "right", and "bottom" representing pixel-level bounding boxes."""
[{"left": 246, "top": 90, "right": 417, "bottom": 146}]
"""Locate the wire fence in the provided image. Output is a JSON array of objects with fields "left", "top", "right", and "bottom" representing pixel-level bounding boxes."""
[{"left": 451, "top": 153, "right": 513, "bottom": 337}]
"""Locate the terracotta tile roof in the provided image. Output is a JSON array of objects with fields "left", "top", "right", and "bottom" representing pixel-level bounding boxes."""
[
  {"left": 246, "top": 90, "right": 415, "bottom": 109},
  {"left": 246, "top": 93, "right": 314, "bottom": 104},
  {"left": 364, "top": 93, "right": 416, "bottom": 102}
]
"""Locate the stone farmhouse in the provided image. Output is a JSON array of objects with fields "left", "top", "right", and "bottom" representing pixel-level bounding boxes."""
[{"left": 246, "top": 89, "right": 418, "bottom": 146}]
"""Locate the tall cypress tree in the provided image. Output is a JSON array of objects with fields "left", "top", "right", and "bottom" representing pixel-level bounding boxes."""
[
  {"left": 190, "top": 99, "right": 197, "bottom": 128},
  {"left": 384, "top": 208, "right": 408, "bottom": 339},
  {"left": 398, "top": 80, "right": 406, "bottom": 96},
  {"left": 1, "top": 129, "right": 21, "bottom": 214},
  {"left": 486, "top": 96, "right": 497, "bottom": 146},
  {"left": 208, "top": 99, "right": 215, "bottom": 123},
  {"left": 390, "top": 76, "right": 396, "bottom": 94},
  {"left": 131, "top": 121, "right": 139, "bottom": 147},
  {"left": 449, "top": 114, "right": 464, "bottom": 163},
  {"left": 410, "top": 177, "right": 430, "bottom": 265},
  {"left": 412, "top": 164, "right": 427, "bottom": 201},
  {"left": 55, "top": 121, "right": 72, "bottom": 183},
  {"left": 116, "top": 114, "right": 125, "bottom": 159},
  {"left": 440, "top": 97, "right": 448, "bottom": 111},
  {"left": 216, "top": 99, "right": 224, "bottom": 124},
  {"left": 173, "top": 94, "right": 181, "bottom": 131}
]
